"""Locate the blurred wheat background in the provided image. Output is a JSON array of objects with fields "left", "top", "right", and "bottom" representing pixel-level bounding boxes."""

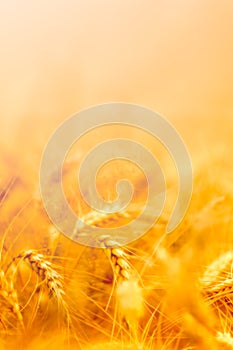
[{"left": 0, "top": 1, "right": 233, "bottom": 349}]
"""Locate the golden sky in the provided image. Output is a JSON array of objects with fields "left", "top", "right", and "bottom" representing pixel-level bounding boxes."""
[{"left": 0, "top": 0, "right": 233, "bottom": 145}]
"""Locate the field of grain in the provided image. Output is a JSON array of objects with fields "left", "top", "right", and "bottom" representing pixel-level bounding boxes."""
[
  {"left": 1, "top": 1, "right": 233, "bottom": 349},
  {"left": 0, "top": 115, "right": 232, "bottom": 349}
]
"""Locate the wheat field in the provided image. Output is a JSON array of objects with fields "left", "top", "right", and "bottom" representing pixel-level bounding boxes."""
[
  {"left": 0, "top": 115, "right": 232, "bottom": 350},
  {"left": 1, "top": 1, "right": 233, "bottom": 349}
]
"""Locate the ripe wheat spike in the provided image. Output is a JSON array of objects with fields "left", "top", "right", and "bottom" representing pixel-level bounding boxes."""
[{"left": 12, "top": 250, "right": 68, "bottom": 312}]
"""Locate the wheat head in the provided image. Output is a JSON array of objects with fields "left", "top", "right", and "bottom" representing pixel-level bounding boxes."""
[{"left": 12, "top": 250, "right": 67, "bottom": 310}]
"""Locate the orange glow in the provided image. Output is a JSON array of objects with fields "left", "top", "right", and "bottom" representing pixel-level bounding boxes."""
[{"left": 0, "top": 1, "right": 233, "bottom": 349}]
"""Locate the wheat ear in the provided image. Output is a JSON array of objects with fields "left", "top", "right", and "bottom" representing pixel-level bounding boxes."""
[
  {"left": 200, "top": 251, "right": 233, "bottom": 305},
  {"left": 104, "top": 246, "right": 132, "bottom": 281},
  {"left": 199, "top": 252, "right": 233, "bottom": 347},
  {"left": 80, "top": 207, "right": 144, "bottom": 336},
  {"left": 0, "top": 269, "right": 23, "bottom": 327},
  {"left": 12, "top": 250, "right": 67, "bottom": 308},
  {"left": 104, "top": 243, "right": 144, "bottom": 339},
  {"left": 200, "top": 251, "right": 233, "bottom": 288}
]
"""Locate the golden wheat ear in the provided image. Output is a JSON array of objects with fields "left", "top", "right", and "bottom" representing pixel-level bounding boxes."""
[
  {"left": 101, "top": 242, "right": 143, "bottom": 341},
  {"left": 199, "top": 251, "right": 233, "bottom": 345},
  {"left": 200, "top": 251, "right": 233, "bottom": 288},
  {"left": 11, "top": 250, "right": 68, "bottom": 311},
  {"left": 78, "top": 208, "right": 145, "bottom": 340},
  {"left": 200, "top": 251, "right": 233, "bottom": 311}
]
